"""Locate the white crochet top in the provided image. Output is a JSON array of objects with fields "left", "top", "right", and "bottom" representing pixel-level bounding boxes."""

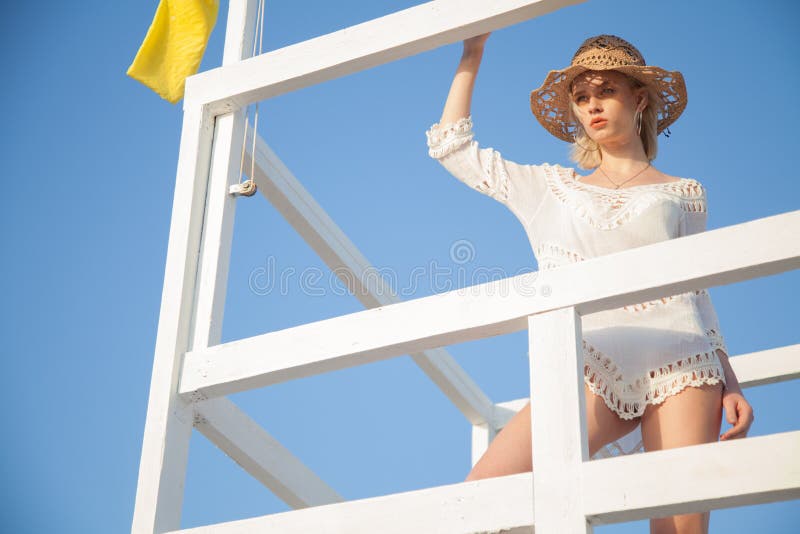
[{"left": 425, "top": 116, "right": 729, "bottom": 456}]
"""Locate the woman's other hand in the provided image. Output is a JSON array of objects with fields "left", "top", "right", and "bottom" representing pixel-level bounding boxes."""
[{"left": 719, "top": 388, "right": 754, "bottom": 440}]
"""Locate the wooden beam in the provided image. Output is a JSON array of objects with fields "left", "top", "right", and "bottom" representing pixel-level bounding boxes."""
[
  {"left": 132, "top": 2, "right": 260, "bottom": 532},
  {"left": 529, "top": 308, "right": 592, "bottom": 532},
  {"left": 240, "top": 126, "right": 498, "bottom": 427},
  {"left": 131, "top": 105, "right": 216, "bottom": 534},
  {"left": 161, "top": 431, "right": 800, "bottom": 533},
  {"left": 179, "top": 211, "right": 800, "bottom": 399},
  {"left": 162, "top": 431, "right": 800, "bottom": 534},
  {"left": 583, "top": 430, "right": 800, "bottom": 524},
  {"left": 183, "top": 0, "right": 586, "bottom": 113},
  {"left": 194, "top": 397, "right": 344, "bottom": 509},
  {"left": 164, "top": 472, "right": 536, "bottom": 534},
  {"left": 731, "top": 344, "right": 800, "bottom": 387}
]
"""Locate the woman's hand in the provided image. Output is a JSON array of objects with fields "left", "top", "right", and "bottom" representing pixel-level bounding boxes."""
[
  {"left": 719, "top": 388, "right": 754, "bottom": 440},
  {"left": 463, "top": 32, "right": 491, "bottom": 55}
]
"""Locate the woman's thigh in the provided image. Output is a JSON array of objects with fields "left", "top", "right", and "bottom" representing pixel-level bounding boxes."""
[
  {"left": 464, "top": 383, "right": 641, "bottom": 481},
  {"left": 640, "top": 381, "right": 724, "bottom": 534},
  {"left": 641, "top": 381, "right": 723, "bottom": 450}
]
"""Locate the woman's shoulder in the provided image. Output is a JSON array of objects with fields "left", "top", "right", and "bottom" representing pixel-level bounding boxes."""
[
  {"left": 650, "top": 168, "right": 702, "bottom": 186},
  {"left": 668, "top": 173, "right": 706, "bottom": 198},
  {"left": 654, "top": 171, "right": 707, "bottom": 211}
]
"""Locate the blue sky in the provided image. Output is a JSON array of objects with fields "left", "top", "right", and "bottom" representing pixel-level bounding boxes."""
[{"left": 2, "top": 1, "right": 798, "bottom": 532}]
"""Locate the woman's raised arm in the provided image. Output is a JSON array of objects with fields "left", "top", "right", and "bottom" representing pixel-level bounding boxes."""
[
  {"left": 426, "top": 32, "right": 548, "bottom": 221},
  {"left": 438, "top": 33, "right": 490, "bottom": 125}
]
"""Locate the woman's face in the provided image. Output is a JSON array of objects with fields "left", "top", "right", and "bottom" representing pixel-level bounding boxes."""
[{"left": 570, "top": 70, "right": 646, "bottom": 146}]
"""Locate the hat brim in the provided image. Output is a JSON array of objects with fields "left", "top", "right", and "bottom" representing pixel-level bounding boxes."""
[{"left": 529, "top": 64, "right": 687, "bottom": 142}]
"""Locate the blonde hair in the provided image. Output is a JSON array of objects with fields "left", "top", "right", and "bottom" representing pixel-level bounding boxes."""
[{"left": 567, "top": 73, "right": 661, "bottom": 170}]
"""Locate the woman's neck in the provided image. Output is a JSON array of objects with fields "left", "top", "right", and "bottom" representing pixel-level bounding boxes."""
[{"left": 598, "top": 138, "right": 649, "bottom": 174}]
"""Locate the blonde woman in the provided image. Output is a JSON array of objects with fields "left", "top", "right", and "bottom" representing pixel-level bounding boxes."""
[{"left": 425, "top": 33, "right": 754, "bottom": 534}]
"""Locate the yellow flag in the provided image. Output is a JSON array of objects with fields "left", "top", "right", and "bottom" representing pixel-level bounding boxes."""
[{"left": 127, "top": 0, "right": 219, "bottom": 104}]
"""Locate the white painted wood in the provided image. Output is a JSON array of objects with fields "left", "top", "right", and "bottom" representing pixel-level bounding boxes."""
[
  {"left": 179, "top": 211, "right": 800, "bottom": 399},
  {"left": 184, "top": 0, "right": 351, "bottom": 518},
  {"left": 134, "top": 0, "right": 800, "bottom": 528},
  {"left": 163, "top": 472, "right": 537, "bottom": 534},
  {"left": 183, "top": 0, "right": 587, "bottom": 113},
  {"left": 221, "top": 0, "right": 259, "bottom": 66},
  {"left": 132, "top": 2, "right": 260, "bottom": 532},
  {"left": 131, "top": 105, "right": 216, "bottom": 534},
  {"left": 582, "top": 430, "right": 800, "bottom": 524},
  {"left": 190, "top": 0, "right": 349, "bottom": 517},
  {"left": 470, "top": 422, "right": 496, "bottom": 468},
  {"left": 188, "top": 110, "right": 243, "bottom": 360},
  {"left": 188, "top": 0, "right": 257, "bottom": 387},
  {"left": 239, "top": 125, "right": 498, "bottom": 427},
  {"left": 194, "top": 397, "right": 344, "bottom": 508},
  {"left": 470, "top": 401, "right": 522, "bottom": 466},
  {"left": 730, "top": 344, "right": 800, "bottom": 387},
  {"left": 161, "top": 431, "right": 800, "bottom": 533},
  {"left": 494, "top": 399, "right": 529, "bottom": 428},
  {"left": 529, "top": 308, "right": 591, "bottom": 533}
]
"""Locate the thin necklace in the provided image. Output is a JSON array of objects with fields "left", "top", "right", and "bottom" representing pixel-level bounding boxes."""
[{"left": 597, "top": 162, "right": 651, "bottom": 190}]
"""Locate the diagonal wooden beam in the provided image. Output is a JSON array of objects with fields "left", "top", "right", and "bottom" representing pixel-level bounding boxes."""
[
  {"left": 194, "top": 397, "right": 344, "bottom": 509},
  {"left": 236, "top": 125, "right": 499, "bottom": 427}
]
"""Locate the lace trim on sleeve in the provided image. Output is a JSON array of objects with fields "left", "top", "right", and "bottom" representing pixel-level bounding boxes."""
[
  {"left": 475, "top": 149, "right": 512, "bottom": 204},
  {"left": 425, "top": 115, "right": 474, "bottom": 159}
]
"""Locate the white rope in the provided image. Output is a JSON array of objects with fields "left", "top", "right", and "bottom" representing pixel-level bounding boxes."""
[{"left": 232, "top": 0, "right": 266, "bottom": 197}]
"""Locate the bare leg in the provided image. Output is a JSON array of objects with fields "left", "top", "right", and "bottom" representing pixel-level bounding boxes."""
[
  {"left": 464, "top": 382, "right": 640, "bottom": 481},
  {"left": 640, "top": 381, "right": 724, "bottom": 534}
]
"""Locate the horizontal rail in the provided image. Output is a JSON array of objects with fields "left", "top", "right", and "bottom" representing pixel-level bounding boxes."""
[
  {"left": 184, "top": 0, "right": 585, "bottom": 113},
  {"left": 191, "top": 342, "right": 800, "bottom": 509},
  {"left": 167, "top": 471, "right": 536, "bottom": 534},
  {"left": 179, "top": 211, "right": 800, "bottom": 399},
  {"left": 583, "top": 430, "right": 800, "bottom": 524},
  {"left": 725, "top": 344, "right": 800, "bottom": 387},
  {"left": 164, "top": 431, "right": 800, "bottom": 533}
]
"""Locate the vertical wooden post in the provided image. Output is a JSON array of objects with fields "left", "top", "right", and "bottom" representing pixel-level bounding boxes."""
[
  {"left": 130, "top": 102, "right": 215, "bottom": 534},
  {"left": 470, "top": 422, "right": 498, "bottom": 468},
  {"left": 529, "top": 307, "right": 592, "bottom": 533},
  {"left": 131, "top": 2, "right": 260, "bottom": 532}
]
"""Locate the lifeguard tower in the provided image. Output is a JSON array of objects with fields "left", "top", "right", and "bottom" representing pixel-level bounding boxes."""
[{"left": 131, "top": 1, "right": 800, "bottom": 532}]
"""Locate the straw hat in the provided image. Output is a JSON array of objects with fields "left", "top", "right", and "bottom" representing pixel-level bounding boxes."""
[{"left": 529, "top": 35, "right": 687, "bottom": 142}]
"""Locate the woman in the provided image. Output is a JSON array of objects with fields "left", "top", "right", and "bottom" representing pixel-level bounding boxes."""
[{"left": 425, "top": 34, "right": 754, "bottom": 533}]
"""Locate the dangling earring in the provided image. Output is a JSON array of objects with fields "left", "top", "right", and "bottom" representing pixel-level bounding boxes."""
[{"left": 635, "top": 109, "right": 642, "bottom": 136}]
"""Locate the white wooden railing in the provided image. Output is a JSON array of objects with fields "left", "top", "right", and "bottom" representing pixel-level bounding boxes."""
[
  {"left": 172, "top": 209, "right": 800, "bottom": 534},
  {"left": 131, "top": 1, "right": 800, "bottom": 532}
]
